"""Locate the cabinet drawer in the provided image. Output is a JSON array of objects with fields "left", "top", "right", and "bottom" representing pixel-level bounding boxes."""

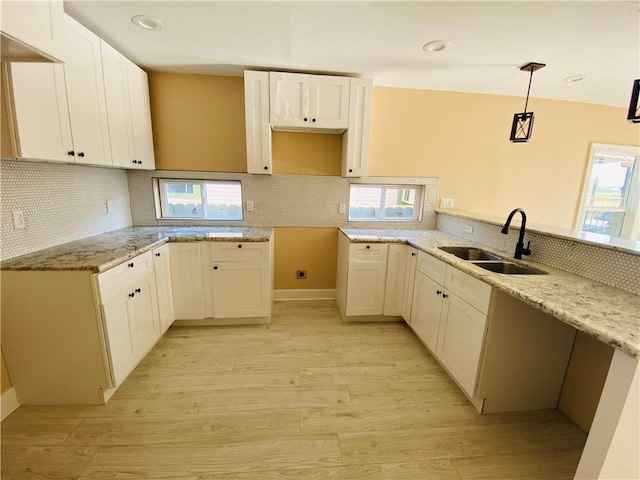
[
  {"left": 348, "top": 243, "right": 389, "bottom": 262},
  {"left": 210, "top": 241, "right": 269, "bottom": 262},
  {"left": 416, "top": 251, "right": 447, "bottom": 285},
  {"left": 445, "top": 267, "right": 492, "bottom": 314},
  {"left": 98, "top": 251, "right": 153, "bottom": 302}
]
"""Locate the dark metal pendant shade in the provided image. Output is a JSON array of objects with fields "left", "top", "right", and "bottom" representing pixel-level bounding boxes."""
[
  {"left": 510, "top": 112, "right": 535, "bottom": 142},
  {"left": 509, "top": 62, "right": 545, "bottom": 143},
  {"left": 627, "top": 79, "right": 640, "bottom": 123}
]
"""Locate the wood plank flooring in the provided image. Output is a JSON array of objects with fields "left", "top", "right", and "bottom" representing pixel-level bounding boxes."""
[{"left": 1, "top": 300, "right": 586, "bottom": 479}]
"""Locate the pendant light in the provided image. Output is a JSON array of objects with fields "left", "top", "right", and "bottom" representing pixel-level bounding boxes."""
[
  {"left": 509, "top": 62, "right": 546, "bottom": 143},
  {"left": 627, "top": 79, "right": 640, "bottom": 123}
]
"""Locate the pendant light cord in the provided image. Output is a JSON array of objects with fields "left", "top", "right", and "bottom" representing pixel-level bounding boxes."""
[{"left": 523, "top": 69, "right": 533, "bottom": 113}]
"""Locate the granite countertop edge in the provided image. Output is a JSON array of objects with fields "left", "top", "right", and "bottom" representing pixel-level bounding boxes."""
[
  {"left": 1, "top": 226, "right": 274, "bottom": 274},
  {"left": 340, "top": 228, "right": 640, "bottom": 360}
]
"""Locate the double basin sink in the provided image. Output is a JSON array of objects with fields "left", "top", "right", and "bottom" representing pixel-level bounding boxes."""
[{"left": 438, "top": 246, "right": 548, "bottom": 275}]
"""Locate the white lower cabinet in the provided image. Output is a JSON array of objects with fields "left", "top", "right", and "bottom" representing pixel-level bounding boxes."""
[
  {"left": 345, "top": 261, "right": 387, "bottom": 316},
  {"left": 401, "top": 247, "right": 418, "bottom": 323},
  {"left": 384, "top": 244, "right": 411, "bottom": 317},
  {"left": 170, "top": 241, "right": 273, "bottom": 322},
  {"left": 153, "top": 244, "right": 175, "bottom": 333},
  {"left": 101, "top": 289, "right": 138, "bottom": 387},
  {"left": 409, "top": 251, "right": 491, "bottom": 398}
]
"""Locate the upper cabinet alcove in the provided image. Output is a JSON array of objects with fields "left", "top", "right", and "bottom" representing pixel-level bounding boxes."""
[{"left": 244, "top": 70, "right": 373, "bottom": 178}]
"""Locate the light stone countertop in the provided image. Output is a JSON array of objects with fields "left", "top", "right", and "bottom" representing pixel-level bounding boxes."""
[
  {"left": 341, "top": 228, "right": 640, "bottom": 360},
  {"left": 1, "top": 226, "right": 273, "bottom": 273}
]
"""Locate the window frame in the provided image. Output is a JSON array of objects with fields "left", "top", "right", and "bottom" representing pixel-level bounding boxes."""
[
  {"left": 575, "top": 143, "right": 640, "bottom": 241},
  {"left": 156, "top": 178, "right": 244, "bottom": 221},
  {"left": 348, "top": 184, "right": 423, "bottom": 222}
]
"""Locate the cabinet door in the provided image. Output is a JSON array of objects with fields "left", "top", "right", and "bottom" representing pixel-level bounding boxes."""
[
  {"left": 132, "top": 273, "right": 161, "bottom": 355},
  {"left": 101, "top": 291, "right": 137, "bottom": 387},
  {"left": 410, "top": 271, "right": 443, "bottom": 352},
  {"left": 211, "top": 261, "right": 271, "bottom": 318},
  {"left": 383, "top": 244, "right": 408, "bottom": 316},
  {"left": 0, "top": 0, "right": 65, "bottom": 62},
  {"left": 345, "top": 261, "right": 387, "bottom": 316},
  {"left": 153, "top": 245, "right": 175, "bottom": 333},
  {"left": 244, "top": 71, "right": 272, "bottom": 174},
  {"left": 4, "top": 63, "right": 73, "bottom": 162},
  {"left": 401, "top": 248, "right": 418, "bottom": 323},
  {"left": 127, "top": 62, "right": 155, "bottom": 169},
  {"left": 269, "top": 72, "right": 309, "bottom": 128},
  {"left": 64, "top": 15, "right": 112, "bottom": 166},
  {"left": 341, "top": 78, "right": 372, "bottom": 177},
  {"left": 309, "top": 75, "right": 350, "bottom": 130},
  {"left": 169, "top": 243, "right": 204, "bottom": 320},
  {"left": 101, "top": 40, "right": 134, "bottom": 168},
  {"left": 437, "top": 293, "right": 488, "bottom": 397}
]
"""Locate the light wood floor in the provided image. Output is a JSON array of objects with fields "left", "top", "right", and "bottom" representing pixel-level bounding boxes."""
[{"left": 1, "top": 301, "right": 586, "bottom": 479}]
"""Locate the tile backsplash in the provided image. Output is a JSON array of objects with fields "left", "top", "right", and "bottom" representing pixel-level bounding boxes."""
[
  {"left": 127, "top": 170, "right": 438, "bottom": 230},
  {"left": 1, "top": 160, "right": 132, "bottom": 261},
  {"left": 437, "top": 213, "right": 640, "bottom": 295}
]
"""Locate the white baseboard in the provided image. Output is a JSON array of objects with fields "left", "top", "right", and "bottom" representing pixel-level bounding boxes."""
[
  {"left": 274, "top": 289, "right": 336, "bottom": 301},
  {"left": 1, "top": 387, "right": 20, "bottom": 420}
]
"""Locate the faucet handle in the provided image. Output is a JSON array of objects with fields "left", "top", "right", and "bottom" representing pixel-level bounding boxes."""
[{"left": 522, "top": 241, "right": 531, "bottom": 256}]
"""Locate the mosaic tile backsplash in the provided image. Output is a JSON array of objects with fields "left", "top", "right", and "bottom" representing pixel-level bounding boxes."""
[
  {"left": 1, "top": 160, "right": 132, "bottom": 261},
  {"left": 437, "top": 213, "right": 640, "bottom": 295},
  {"left": 127, "top": 170, "right": 438, "bottom": 230}
]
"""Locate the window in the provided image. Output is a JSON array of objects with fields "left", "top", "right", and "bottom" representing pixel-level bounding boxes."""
[
  {"left": 576, "top": 144, "right": 639, "bottom": 242},
  {"left": 348, "top": 184, "right": 422, "bottom": 221},
  {"left": 158, "top": 179, "right": 243, "bottom": 220}
]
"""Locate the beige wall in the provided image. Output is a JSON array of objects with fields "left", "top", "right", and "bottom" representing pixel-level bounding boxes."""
[
  {"left": 272, "top": 132, "right": 342, "bottom": 176},
  {"left": 274, "top": 228, "right": 338, "bottom": 289},
  {"left": 1, "top": 349, "right": 11, "bottom": 393},
  {"left": 368, "top": 87, "right": 639, "bottom": 229},
  {"left": 558, "top": 332, "right": 614, "bottom": 433}
]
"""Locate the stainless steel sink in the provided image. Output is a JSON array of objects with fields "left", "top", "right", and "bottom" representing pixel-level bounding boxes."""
[
  {"left": 439, "top": 246, "right": 503, "bottom": 261},
  {"left": 471, "top": 261, "right": 548, "bottom": 275}
]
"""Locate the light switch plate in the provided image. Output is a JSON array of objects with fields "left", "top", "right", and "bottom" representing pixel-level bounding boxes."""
[
  {"left": 246, "top": 200, "right": 254, "bottom": 212},
  {"left": 440, "top": 198, "right": 455, "bottom": 208},
  {"left": 12, "top": 210, "right": 25, "bottom": 229},
  {"left": 106, "top": 200, "right": 113, "bottom": 213},
  {"left": 339, "top": 203, "right": 346, "bottom": 214}
]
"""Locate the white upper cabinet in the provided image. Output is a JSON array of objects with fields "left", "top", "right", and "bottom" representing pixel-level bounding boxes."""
[
  {"left": 2, "top": 63, "right": 73, "bottom": 162},
  {"left": 244, "top": 71, "right": 272, "bottom": 174},
  {"left": 127, "top": 62, "right": 155, "bottom": 169},
  {"left": 269, "top": 72, "right": 350, "bottom": 133},
  {"left": 64, "top": 15, "right": 112, "bottom": 166},
  {"left": 342, "top": 78, "right": 373, "bottom": 177},
  {"left": 0, "top": 0, "right": 65, "bottom": 63},
  {"left": 101, "top": 40, "right": 155, "bottom": 170}
]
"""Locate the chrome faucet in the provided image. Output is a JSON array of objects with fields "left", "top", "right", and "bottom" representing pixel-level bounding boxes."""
[{"left": 501, "top": 208, "right": 531, "bottom": 259}]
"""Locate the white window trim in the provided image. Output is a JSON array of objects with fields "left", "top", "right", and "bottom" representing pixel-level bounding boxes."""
[
  {"left": 576, "top": 143, "right": 640, "bottom": 241},
  {"left": 156, "top": 178, "right": 244, "bottom": 221},
  {"left": 348, "top": 184, "right": 423, "bottom": 222}
]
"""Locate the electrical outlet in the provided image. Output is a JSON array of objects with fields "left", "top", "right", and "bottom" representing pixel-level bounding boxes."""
[
  {"left": 246, "top": 200, "right": 254, "bottom": 212},
  {"left": 296, "top": 270, "right": 307, "bottom": 279},
  {"left": 12, "top": 210, "right": 25, "bottom": 229},
  {"left": 106, "top": 200, "right": 113, "bottom": 213},
  {"left": 464, "top": 224, "right": 474, "bottom": 234},
  {"left": 440, "top": 198, "right": 455, "bottom": 208},
  {"left": 339, "top": 203, "right": 346, "bottom": 214}
]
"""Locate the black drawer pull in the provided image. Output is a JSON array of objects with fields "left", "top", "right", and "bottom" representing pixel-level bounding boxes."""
[
  {"left": 128, "top": 292, "right": 135, "bottom": 298},
  {"left": 155, "top": 252, "right": 161, "bottom": 257},
  {"left": 442, "top": 293, "right": 448, "bottom": 299},
  {"left": 237, "top": 244, "right": 242, "bottom": 249},
  {"left": 135, "top": 288, "right": 141, "bottom": 293},
  {"left": 366, "top": 245, "right": 371, "bottom": 249},
  {"left": 213, "top": 266, "right": 218, "bottom": 270},
  {"left": 128, "top": 262, "right": 134, "bottom": 268}
]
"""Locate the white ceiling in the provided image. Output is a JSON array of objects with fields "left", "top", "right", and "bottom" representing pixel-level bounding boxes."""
[{"left": 65, "top": 1, "right": 640, "bottom": 107}]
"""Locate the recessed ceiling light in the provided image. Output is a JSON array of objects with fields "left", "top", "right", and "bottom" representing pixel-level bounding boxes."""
[
  {"left": 423, "top": 40, "right": 451, "bottom": 53},
  {"left": 563, "top": 75, "right": 586, "bottom": 83},
  {"left": 131, "top": 15, "right": 165, "bottom": 31}
]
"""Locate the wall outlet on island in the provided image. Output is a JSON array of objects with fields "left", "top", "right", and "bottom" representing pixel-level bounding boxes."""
[
  {"left": 440, "top": 198, "right": 455, "bottom": 208},
  {"left": 464, "top": 224, "right": 474, "bottom": 234}
]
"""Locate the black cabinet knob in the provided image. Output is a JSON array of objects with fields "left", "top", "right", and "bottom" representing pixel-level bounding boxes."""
[
  {"left": 303, "top": 117, "right": 308, "bottom": 122},
  {"left": 237, "top": 244, "right": 242, "bottom": 249},
  {"left": 213, "top": 266, "right": 218, "bottom": 270},
  {"left": 78, "top": 152, "right": 85, "bottom": 157},
  {"left": 442, "top": 293, "right": 448, "bottom": 299},
  {"left": 436, "top": 290, "right": 442, "bottom": 295},
  {"left": 128, "top": 262, "right": 134, "bottom": 268},
  {"left": 264, "top": 166, "right": 268, "bottom": 170},
  {"left": 411, "top": 252, "right": 416, "bottom": 256},
  {"left": 128, "top": 292, "right": 135, "bottom": 298},
  {"left": 348, "top": 169, "right": 353, "bottom": 173},
  {"left": 155, "top": 252, "right": 160, "bottom": 257},
  {"left": 68, "top": 151, "right": 75, "bottom": 156},
  {"left": 312, "top": 118, "right": 316, "bottom": 123},
  {"left": 135, "top": 288, "right": 141, "bottom": 293},
  {"left": 366, "top": 245, "right": 371, "bottom": 249}
]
